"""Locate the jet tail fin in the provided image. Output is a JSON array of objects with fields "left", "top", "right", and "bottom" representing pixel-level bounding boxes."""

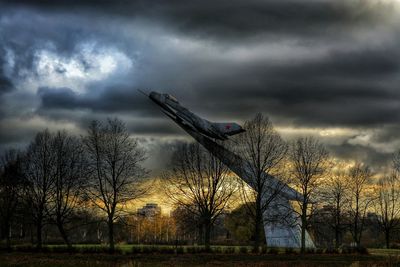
[{"left": 212, "top": 122, "right": 245, "bottom": 136}]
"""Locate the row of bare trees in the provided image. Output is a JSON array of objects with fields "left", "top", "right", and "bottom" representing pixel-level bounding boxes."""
[
  {"left": 2, "top": 114, "right": 400, "bottom": 252},
  {"left": 0, "top": 118, "right": 147, "bottom": 252},
  {"left": 163, "top": 113, "right": 331, "bottom": 252},
  {"left": 164, "top": 113, "right": 400, "bottom": 252},
  {"left": 319, "top": 160, "right": 400, "bottom": 249}
]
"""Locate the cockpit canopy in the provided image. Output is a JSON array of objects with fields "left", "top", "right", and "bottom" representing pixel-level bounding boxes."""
[{"left": 165, "top": 94, "right": 178, "bottom": 103}]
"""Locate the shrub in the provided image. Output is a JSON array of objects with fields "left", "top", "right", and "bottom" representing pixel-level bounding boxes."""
[
  {"left": 40, "top": 246, "right": 51, "bottom": 253},
  {"left": 285, "top": 247, "right": 296, "bottom": 254},
  {"left": 391, "top": 243, "right": 400, "bottom": 249},
  {"left": 141, "top": 246, "right": 153, "bottom": 254},
  {"left": 340, "top": 245, "right": 368, "bottom": 255},
  {"left": 306, "top": 248, "right": 315, "bottom": 254},
  {"left": 196, "top": 246, "right": 206, "bottom": 253},
  {"left": 175, "top": 246, "right": 184, "bottom": 254},
  {"left": 14, "top": 245, "right": 35, "bottom": 252},
  {"left": 224, "top": 247, "right": 235, "bottom": 254},
  {"left": 50, "top": 245, "right": 78, "bottom": 253},
  {"left": 239, "top": 246, "right": 248, "bottom": 254},
  {"left": 161, "top": 246, "right": 175, "bottom": 254},
  {"left": 325, "top": 247, "right": 339, "bottom": 254},
  {"left": 213, "top": 246, "right": 222, "bottom": 254},
  {"left": 356, "top": 246, "right": 369, "bottom": 255},
  {"left": 186, "top": 246, "right": 196, "bottom": 254},
  {"left": 268, "top": 247, "right": 279, "bottom": 255},
  {"left": 131, "top": 246, "right": 141, "bottom": 254},
  {"left": 260, "top": 246, "right": 268, "bottom": 254}
]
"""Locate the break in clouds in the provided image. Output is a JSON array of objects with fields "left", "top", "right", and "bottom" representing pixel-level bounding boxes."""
[{"left": 1, "top": 0, "right": 400, "bottom": 173}]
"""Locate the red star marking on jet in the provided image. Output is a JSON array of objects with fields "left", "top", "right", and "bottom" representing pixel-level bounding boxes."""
[{"left": 225, "top": 125, "right": 231, "bottom": 130}]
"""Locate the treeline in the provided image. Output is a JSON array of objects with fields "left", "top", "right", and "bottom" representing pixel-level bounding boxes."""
[
  {"left": 0, "top": 118, "right": 146, "bottom": 252},
  {"left": 1, "top": 114, "right": 400, "bottom": 253},
  {"left": 162, "top": 113, "right": 400, "bottom": 253}
]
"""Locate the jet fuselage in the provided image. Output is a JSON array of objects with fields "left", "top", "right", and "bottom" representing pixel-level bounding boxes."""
[{"left": 148, "top": 91, "right": 244, "bottom": 140}]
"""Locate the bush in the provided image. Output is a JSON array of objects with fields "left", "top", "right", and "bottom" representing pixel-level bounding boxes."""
[
  {"left": 285, "top": 247, "right": 296, "bottom": 255},
  {"left": 316, "top": 248, "right": 324, "bottom": 254},
  {"left": 390, "top": 243, "right": 400, "bottom": 249},
  {"left": 224, "top": 247, "right": 235, "bottom": 254},
  {"left": 340, "top": 245, "right": 369, "bottom": 255},
  {"left": 306, "top": 248, "right": 315, "bottom": 254},
  {"left": 196, "top": 246, "right": 206, "bottom": 253},
  {"left": 239, "top": 246, "right": 248, "bottom": 254},
  {"left": 186, "top": 246, "right": 196, "bottom": 254},
  {"left": 161, "top": 246, "right": 175, "bottom": 254},
  {"left": 356, "top": 246, "right": 369, "bottom": 255},
  {"left": 14, "top": 245, "right": 35, "bottom": 252},
  {"left": 141, "top": 246, "right": 153, "bottom": 254},
  {"left": 213, "top": 246, "right": 222, "bottom": 254},
  {"left": 325, "top": 247, "right": 339, "bottom": 254},
  {"left": 50, "top": 246, "right": 78, "bottom": 253},
  {"left": 176, "top": 246, "right": 184, "bottom": 254},
  {"left": 186, "top": 246, "right": 207, "bottom": 254},
  {"left": 268, "top": 247, "right": 279, "bottom": 255},
  {"left": 131, "top": 246, "right": 141, "bottom": 254},
  {"left": 260, "top": 246, "right": 268, "bottom": 254}
]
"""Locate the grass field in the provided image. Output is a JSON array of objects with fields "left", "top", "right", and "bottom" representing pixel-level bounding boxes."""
[
  {"left": 0, "top": 245, "right": 400, "bottom": 267},
  {"left": 1, "top": 246, "right": 400, "bottom": 266},
  {"left": 0, "top": 252, "right": 398, "bottom": 267}
]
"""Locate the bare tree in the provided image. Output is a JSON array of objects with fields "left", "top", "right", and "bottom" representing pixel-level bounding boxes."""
[
  {"left": 320, "top": 165, "right": 349, "bottom": 248},
  {"left": 50, "top": 131, "right": 87, "bottom": 248},
  {"left": 289, "top": 137, "right": 330, "bottom": 253},
  {"left": 166, "top": 142, "right": 236, "bottom": 250},
  {"left": 0, "top": 149, "right": 26, "bottom": 249},
  {"left": 346, "top": 163, "right": 373, "bottom": 249},
  {"left": 374, "top": 170, "right": 400, "bottom": 248},
  {"left": 24, "top": 129, "right": 56, "bottom": 249},
  {"left": 83, "top": 118, "right": 147, "bottom": 252},
  {"left": 394, "top": 151, "right": 400, "bottom": 173},
  {"left": 234, "top": 113, "right": 287, "bottom": 251}
]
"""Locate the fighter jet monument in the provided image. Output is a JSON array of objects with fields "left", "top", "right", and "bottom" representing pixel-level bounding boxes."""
[{"left": 143, "top": 90, "right": 315, "bottom": 248}]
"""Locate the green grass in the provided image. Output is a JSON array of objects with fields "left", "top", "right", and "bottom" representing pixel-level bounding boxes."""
[
  {"left": 40, "top": 244, "right": 252, "bottom": 254},
  {"left": 0, "top": 252, "right": 395, "bottom": 267},
  {"left": 368, "top": 248, "right": 400, "bottom": 256},
  {"left": 4, "top": 245, "right": 400, "bottom": 266},
  {"left": 16, "top": 244, "right": 400, "bottom": 255}
]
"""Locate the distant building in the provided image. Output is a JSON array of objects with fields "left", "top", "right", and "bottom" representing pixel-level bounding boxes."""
[{"left": 137, "top": 203, "right": 161, "bottom": 218}]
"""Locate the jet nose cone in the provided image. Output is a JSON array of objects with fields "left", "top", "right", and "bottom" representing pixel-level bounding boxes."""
[{"left": 149, "top": 91, "right": 160, "bottom": 101}]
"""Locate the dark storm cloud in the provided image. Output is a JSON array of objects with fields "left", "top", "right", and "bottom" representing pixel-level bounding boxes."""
[
  {"left": 0, "top": 73, "right": 13, "bottom": 95},
  {"left": 3, "top": 0, "right": 385, "bottom": 40},
  {"left": 36, "top": 38, "right": 400, "bottom": 128},
  {"left": 38, "top": 86, "right": 154, "bottom": 114},
  {"left": 1, "top": 0, "right": 400, "bottom": 170},
  {"left": 0, "top": 47, "right": 14, "bottom": 95}
]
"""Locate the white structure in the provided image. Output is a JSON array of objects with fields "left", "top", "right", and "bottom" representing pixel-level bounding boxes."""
[{"left": 175, "top": 122, "right": 315, "bottom": 248}]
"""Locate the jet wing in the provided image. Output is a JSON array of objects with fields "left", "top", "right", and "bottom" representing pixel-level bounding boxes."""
[{"left": 161, "top": 109, "right": 198, "bottom": 132}]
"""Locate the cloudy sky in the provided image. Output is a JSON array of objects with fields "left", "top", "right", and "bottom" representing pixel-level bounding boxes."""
[{"left": 1, "top": 0, "right": 400, "bottom": 173}]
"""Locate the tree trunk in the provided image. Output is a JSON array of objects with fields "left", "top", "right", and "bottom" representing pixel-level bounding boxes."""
[
  {"left": 253, "top": 205, "right": 262, "bottom": 253},
  {"left": 335, "top": 204, "right": 341, "bottom": 248},
  {"left": 335, "top": 227, "right": 340, "bottom": 249},
  {"left": 198, "top": 223, "right": 203, "bottom": 245},
  {"left": 36, "top": 218, "right": 42, "bottom": 249},
  {"left": 108, "top": 216, "right": 115, "bottom": 253},
  {"left": 204, "top": 217, "right": 211, "bottom": 251},
  {"left": 57, "top": 219, "right": 71, "bottom": 249},
  {"left": 385, "top": 230, "right": 390, "bottom": 249},
  {"left": 300, "top": 205, "right": 307, "bottom": 254},
  {"left": 5, "top": 220, "right": 11, "bottom": 249}
]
